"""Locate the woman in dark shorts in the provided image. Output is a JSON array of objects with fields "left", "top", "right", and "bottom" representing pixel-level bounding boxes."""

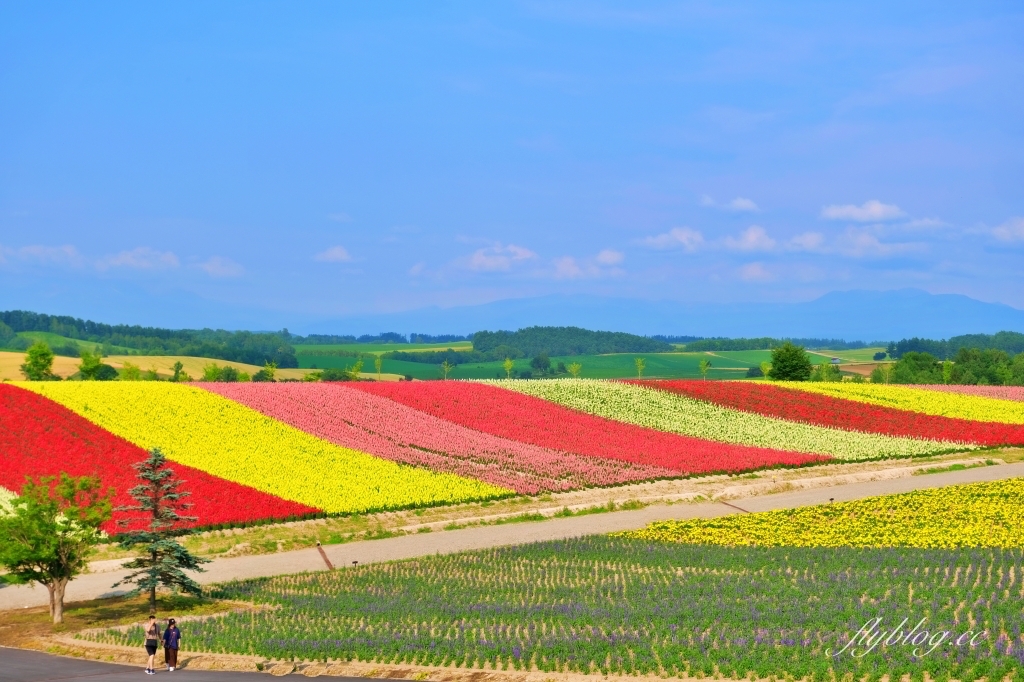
[{"left": 144, "top": 615, "right": 161, "bottom": 675}]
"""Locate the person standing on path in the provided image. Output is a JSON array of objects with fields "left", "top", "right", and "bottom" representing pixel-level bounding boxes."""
[
  {"left": 163, "top": 618, "right": 181, "bottom": 671},
  {"left": 144, "top": 615, "right": 161, "bottom": 675}
]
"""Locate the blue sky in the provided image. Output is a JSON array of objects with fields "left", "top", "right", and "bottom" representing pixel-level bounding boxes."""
[{"left": 1, "top": 1, "right": 1022, "bottom": 331}]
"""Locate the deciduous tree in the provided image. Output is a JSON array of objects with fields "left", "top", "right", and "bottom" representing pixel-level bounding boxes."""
[
  {"left": 20, "top": 341, "right": 58, "bottom": 381},
  {"left": 78, "top": 349, "right": 104, "bottom": 380},
  {"left": 567, "top": 362, "right": 582, "bottom": 378},
  {"left": 767, "top": 342, "right": 812, "bottom": 381},
  {"left": 440, "top": 360, "right": 455, "bottom": 380},
  {"left": 698, "top": 359, "right": 712, "bottom": 381},
  {"left": 634, "top": 357, "right": 646, "bottom": 378},
  {"left": 503, "top": 357, "right": 514, "bottom": 379},
  {"left": 0, "top": 474, "right": 113, "bottom": 623}
]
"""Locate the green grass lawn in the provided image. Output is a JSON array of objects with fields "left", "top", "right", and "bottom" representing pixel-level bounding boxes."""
[
  {"left": 299, "top": 352, "right": 751, "bottom": 380},
  {"left": 294, "top": 341, "right": 472, "bottom": 355},
  {"left": 810, "top": 347, "right": 887, "bottom": 362},
  {"left": 703, "top": 349, "right": 775, "bottom": 366}
]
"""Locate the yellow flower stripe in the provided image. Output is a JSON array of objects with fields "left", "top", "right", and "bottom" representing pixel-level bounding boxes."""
[
  {"left": 786, "top": 382, "right": 1024, "bottom": 424},
  {"left": 18, "top": 382, "right": 510, "bottom": 514},
  {"left": 490, "top": 378, "right": 967, "bottom": 460},
  {"left": 618, "top": 478, "right": 1024, "bottom": 549}
]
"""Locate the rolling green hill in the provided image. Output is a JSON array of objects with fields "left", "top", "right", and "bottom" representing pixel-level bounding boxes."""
[{"left": 298, "top": 352, "right": 750, "bottom": 380}]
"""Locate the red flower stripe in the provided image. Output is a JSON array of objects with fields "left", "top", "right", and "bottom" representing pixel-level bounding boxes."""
[
  {"left": 350, "top": 381, "right": 829, "bottom": 474},
  {"left": 0, "top": 384, "right": 318, "bottom": 531},
  {"left": 632, "top": 380, "right": 1024, "bottom": 446},
  {"left": 202, "top": 383, "right": 678, "bottom": 494}
]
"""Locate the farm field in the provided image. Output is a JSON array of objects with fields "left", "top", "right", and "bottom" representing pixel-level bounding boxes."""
[
  {"left": 812, "top": 347, "right": 888, "bottom": 362},
  {"left": 300, "top": 352, "right": 754, "bottom": 380},
  {"left": 83, "top": 530, "right": 1024, "bottom": 679},
  {"left": 497, "top": 379, "right": 967, "bottom": 459},
  {"left": 8, "top": 378, "right": 1024, "bottom": 536},
  {"left": 0, "top": 350, "right": 81, "bottom": 380},
  {"left": 704, "top": 349, "right": 775, "bottom": 365},
  {"left": 622, "top": 477, "right": 1024, "bottom": 547},
  {"left": 294, "top": 341, "right": 472, "bottom": 355},
  {"left": 639, "top": 380, "right": 1024, "bottom": 446},
  {"left": 101, "top": 355, "right": 310, "bottom": 381}
]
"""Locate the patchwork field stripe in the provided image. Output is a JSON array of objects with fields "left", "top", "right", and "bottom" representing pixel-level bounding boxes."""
[
  {"left": 488, "top": 379, "right": 969, "bottom": 460},
  {"left": 631, "top": 379, "right": 1024, "bottom": 446},
  {"left": 350, "top": 380, "right": 830, "bottom": 473},
  {"left": 17, "top": 382, "right": 511, "bottom": 514},
  {"left": 0, "top": 383, "right": 317, "bottom": 530}
]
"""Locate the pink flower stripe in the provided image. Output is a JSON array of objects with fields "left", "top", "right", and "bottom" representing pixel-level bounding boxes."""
[
  {"left": 350, "top": 381, "right": 829, "bottom": 474},
  {"left": 915, "top": 385, "right": 1024, "bottom": 403},
  {"left": 201, "top": 383, "right": 679, "bottom": 494}
]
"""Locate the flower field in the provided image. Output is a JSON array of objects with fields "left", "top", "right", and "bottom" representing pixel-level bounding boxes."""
[
  {"left": 0, "top": 383, "right": 318, "bottom": 529},
  {"left": 916, "top": 385, "right": 1024, "bottom": 402},
  {"left": 352, "top": 381, "right": 828, "bottom": 474},
  {"left": 789, "top": 382, "right": 1024, "bottom": 424},
  {"left": 83, "top": 537, "right": 1024, "bottom": 680},
  {"left": 6, "top": 378, "right": 1003, "bottom": 528},
  {"left": 494, "top": 379, "right": 964, "bottom": 460},
  {"left": 18, "top": 382, "right": 510, "bottom": 514},
  {"left": 635, "top": 380, "right": 1024, "bottom": 446},
  {"left": 202, "top": 383, "right": 677, "bottom": 494},
  {"left": 620, "top": 478, "right": 1024, "bottom": 548}
]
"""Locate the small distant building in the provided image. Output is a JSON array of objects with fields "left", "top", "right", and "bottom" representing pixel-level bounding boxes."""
[{"left": 831, "top": 358, "right": 841, "bottom": 365}]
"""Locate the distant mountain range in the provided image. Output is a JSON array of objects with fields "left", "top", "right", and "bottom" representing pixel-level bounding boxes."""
[{"left": 326, "top": 289, "right": 1024, "bottom": 342}]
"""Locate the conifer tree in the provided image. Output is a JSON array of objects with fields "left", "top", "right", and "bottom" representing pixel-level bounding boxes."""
[{"left": 113, "top": 448, "right": 209, "bottom": 612}]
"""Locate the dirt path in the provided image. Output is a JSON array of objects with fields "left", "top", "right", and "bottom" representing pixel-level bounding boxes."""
[{"left": 2, "top": 461, "right": 1021, "bottom": 611}]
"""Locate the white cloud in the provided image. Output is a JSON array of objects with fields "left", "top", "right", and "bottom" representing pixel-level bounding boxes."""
[
  {"left": 903, "top": 217, "right": 947, "bottom": 229},
  {"left": 834, "top": 228, "right": 919, "bottom": 258},
  {"left": 641, "top": 227, "right": 704, "bottom": 251},
  {"left": 701, "top": 195, "right": 759, "bottom": 212},
  {"left": 327, "top": 212, "right": 352, "bottom": 223},
  {"left": 789, "top": 232, "right": 826, "bottom": 251},
  {"left": 195, "top": 256, "right": 244, "bottom": 278},
  {"left": 97, "top": 247, "right": 179, "bottom": 271},
  {"left": 466, "top": 243, "right": 537, "bottom": 272},
  {"left": 821, "top": 200, "right": 905, "bottom": 222},
  {"left": 724, "top": 225, "right": 776, "bottom": 252},
  {"left": 728, "top": 197, "right": 759, "bottom": 212},
  {"left": 993, "top": 217, "right": 1024, "bottom": 242},
  {"left": 595, "top": 249, "right": 624, "bottom": 265},
  {"left": 553, "top": 256, "right": 584, "bottom": 279},
  {"left": 549, "top": 250, "right": 625, "bottom": 280},
  {"left": 2, "top": 244, "right": 86, "bottom": 267},
  {"left": 408, "top": 262, "right": 426, "bottom": 276},
  {"left": 739, "top": 262, "right": 774, "bottom": 282},
  {"left": 314, "top": 246, "right": 352, "bottom": 263}
]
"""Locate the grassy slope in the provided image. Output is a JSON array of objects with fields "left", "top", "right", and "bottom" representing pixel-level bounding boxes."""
[
  {"left": 299, "top": 352, "right": 751, "bottom": 380},
  {"left": 294, "top": 341, "right": 472, "bottom": 355},
  {"left": 811, "top": 347, "right": 887, "bottom": 362}
]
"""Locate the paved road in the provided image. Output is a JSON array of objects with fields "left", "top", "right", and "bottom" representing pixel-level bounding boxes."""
[
  {"left": 0, "top": 646, "right": 312, "bottom": 681},
  {"left": 2, "top": 462, "right": 1021, "bottom": 611}
]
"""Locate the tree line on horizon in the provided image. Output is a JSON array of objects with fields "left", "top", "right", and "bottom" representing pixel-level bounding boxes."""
[{"left": 4, "top": 309, "right": 1024, "bottom": 373}]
